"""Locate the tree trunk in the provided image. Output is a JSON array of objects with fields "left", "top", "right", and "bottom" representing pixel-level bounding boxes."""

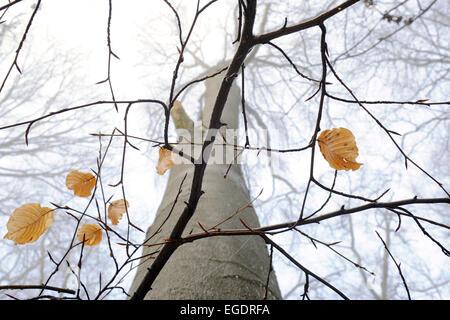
[{"left": 129, "top": 68, "right": 281, "bottom": 300}]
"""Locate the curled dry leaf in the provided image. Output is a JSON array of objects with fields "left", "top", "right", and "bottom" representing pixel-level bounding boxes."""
[
  {"left": 317, "top": 127, "right": 363, "bottom": 171},
  {"left": 156, "top": 147, "right": 174, "bottom": 175},
  {"left": 66, "top": 170, "right": 96, "bottom": 197},
  {"left": 3, "top": 203, "right": 54, "bottom": 245},
  {"left": 108, "top": 199, "right": 130, "bottom": 225},
  {"left": 77, "top": 223, "right": 102, "bottom": 246}
]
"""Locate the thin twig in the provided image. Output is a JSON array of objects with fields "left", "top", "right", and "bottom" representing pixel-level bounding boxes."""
[
  {"left": 326, "top": 57, "right": 449, "bottom": 197},
  {"left": 263, "top": 244, "right": 274, "bottom": 300},
  {"left": 241, "top": 64, "right": 250, "bottom": 147},
  {"left": 375, "top": 231, "right": 411, "bottom": 300},
  {"left": 0, "top": 285, "right": 75, "bottom": 295},
  {"left": 0, "top": 0, "right": 41, "bottom": 94},
  {"left": 261, "top": 234, "right": 349, "bottom": 300}
]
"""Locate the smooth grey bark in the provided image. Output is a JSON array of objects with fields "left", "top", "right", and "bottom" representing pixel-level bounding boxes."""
[{"left": 129, "top": 69, "right": 281, "bottom": 299}]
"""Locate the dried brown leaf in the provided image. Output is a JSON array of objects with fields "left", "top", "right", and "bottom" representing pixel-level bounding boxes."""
[
  {"left": 107, "top": 199, "right": 130, "bottom": 225},
  {"left": 77, "top": 223, "right": 102, "bottom": 246},
  {"left": 318, "top": 127, "right": 363, "bottom": 171},
  {"left": 3, "top": 203, "right": 54, "bottom": 245},
  {"left": 156, "top": 147, "right": 174, "bottom": 175},
  {"left": 66, "top": 170, "right": 96, "bottom": 197}
]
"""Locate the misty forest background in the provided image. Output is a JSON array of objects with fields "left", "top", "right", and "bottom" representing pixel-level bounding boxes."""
[{"left": 0, "top": 0, "right": 448, "bottom": 300}]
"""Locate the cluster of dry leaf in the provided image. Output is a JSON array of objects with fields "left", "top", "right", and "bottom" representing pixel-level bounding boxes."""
[
  {"left": 3, "top": 170, "right": 129, "bottom": 246},
  {"left": 3, "top": 127, "right": 361, "bottom": 246}
]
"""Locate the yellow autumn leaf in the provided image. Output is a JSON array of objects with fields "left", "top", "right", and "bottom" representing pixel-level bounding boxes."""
[
  {"left": 107, "top": 199, "right": 129, "bottom": 225},
  {"left": 156, "top": 147, "right": 174, "bottom": 175},
  {"left": 3, "top": 203, "right": 54, "bottom": 245},
  {"left": 77, "top": 223, "right": 102, "bottom": 246},
  {"left": 317, "top": 127, "right": 363, "bottom": 171},
  {"left": 66, "top": 170, "right": 96, "bottom": 197}
]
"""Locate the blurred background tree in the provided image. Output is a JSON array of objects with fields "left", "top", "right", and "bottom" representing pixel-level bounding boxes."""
[{"left": 0, "top": 0, "right": 448, "bottom": 300}]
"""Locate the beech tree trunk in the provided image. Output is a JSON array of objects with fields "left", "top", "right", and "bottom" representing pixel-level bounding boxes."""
[{"left": 129, "top": 69, "right": 281, "bottom": 299}]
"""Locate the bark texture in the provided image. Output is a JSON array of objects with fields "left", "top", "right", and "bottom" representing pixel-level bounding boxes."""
[{"left": 129, "top": 71, "right": 281, "bottom": 300}]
